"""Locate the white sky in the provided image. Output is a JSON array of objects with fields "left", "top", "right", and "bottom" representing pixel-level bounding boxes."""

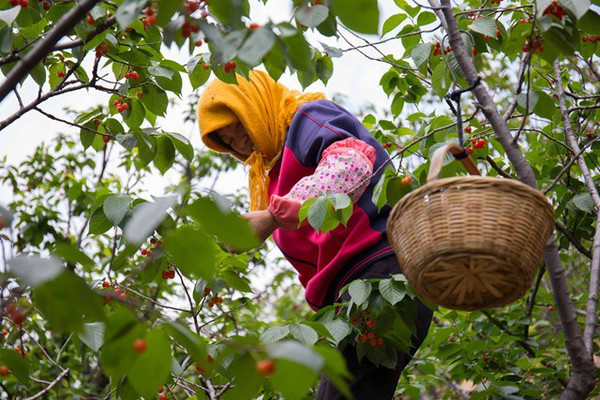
[{"left": 0, "top": 1, "right": 414, "bottom": 202}]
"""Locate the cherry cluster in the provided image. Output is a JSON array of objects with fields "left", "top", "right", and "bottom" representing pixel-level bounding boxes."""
[
  {"left": 223, "top": 60, "right": 237, "bottom": 73},
  {"left": 5, "top": 303, "right": 25, "bottom": 326},
  {"left": 471, "top": 138, "right": 487, "bottom": 149},
  {"left": 161, "top": 269, "right": 175, "bottom": 280},
  {"left": 351, "top": 315, "right": 384, "bottom": 347},
  {"left": 9, "top": 0, "right": 28, "bottom": 8},
  {"left": 101, "top": 281, "right": 127, "bottom": 302},
  {"left": 433, "top": 42, "right": 441, "bottom": 56},
  {"left": 124, "top": 70, "right": 139, "bottom": 80},
  {"left": 142, "top": 6, "right": 156, "bottom": 27},
  {"left": 113, "top": 98, "right": 129, "bottom": 113},
  {"left": 489, "top": 0, "right": 502, "bottom": 5},
  {"left": 542, "top": 0, "right": 566, "bottom": 20},
  {"left": 95, "top": 43, "right": 109, "bottom": 58},
  {"left": 401, "top": 176, "right": 412, "bottom": 186},
  {"left": 181, "top": 20, "right": 200, "bottom": 38},
  {"left": 583, "top": 34, "right": 600, "bottom": 43},
  {"left": 522, "top": 37, "right": 544, "bottom": 53}
]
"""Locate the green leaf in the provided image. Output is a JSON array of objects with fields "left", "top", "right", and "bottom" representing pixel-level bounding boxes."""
[
  {"left": 560, "top": 0, "right": 591, "bottom": 20},
  {"left": 34, "top": 271, "right": 105, "bottom": 333},
  {"left": 167, "top": 132, "right": 194, "bottom": 161},
  {"left": 323, "top": 319, "right": 351, "bottom": 346},
  {"left": 381, "top": 13, "right": 407, "bottom": 36},
  {"left": 123, "top": 98, "right": 145, "bottom": 129},
  {"left": 53, "top": 242, "right": 95, "bottom": 269},
  {"left": 431, "top": 61, "right": 449, "bottom": 98},
  {"left": 289, "top": 324, "right": 319, "bottom": 345},
  {"left": 7, "top": 254, "right": 63, "bottom": 287},
  {"left": 141, "top": 84, "right": 169, "bottom": 117},
  {"left": 281, "top": 32, "right": 312, "bottom": 73},
  {"left": 164, "top": 226, "right": 216, "bottom": 280},
  {"left": 221, "top": 270, "right": 252, "bottom": 292},
  {"left": 307, "top": 197, "right": 328, "bottom": 230},
  {"left": 270, "top": 359, "right": 318, "bottom": 400},
  {"left": 124, "top": 196, "right": 177, "bottom": 245},
  {"left": 103, "top": 194, "right": 132, "bottom": 226},
  {"left": 348, "top": 280, "right": 371, "bottom": 306},
  {"left": 469, "top": 16, "right": 497, "bottom": 37},
  {"left": 572, "top": 192, "right": 595, "bottom": 213},
  {"left": 115, "top": 0, "right": 146, "bottom": 30},
  {"left": 163, "top": 321, "right": 207, "bottom": 362},
  {"left": 187, "top": 58, "right": 212, "bottom": 90},
  {"left": 411, "top": 43, "right": 431, "bottom": 68},
  {"left": 186, "top": 197, "right": 259, "bottom": 250},
  {"left": 332, "top": 0, "right": 379, "bottom": 34},
  {"left": 267, "top": 340, "right": 324, "bottom": 371},
  {"left": 320, "top": 42, "right": 343, "bottom": 57},
  {"left": 533, "top": 91, "right": 556, "bottom": 119},
  {"left": 238, "top": 27, "right": 276, "bottom": 67},
  {"left": 417, "top": 11, "right": 437, "bottom": 25},
  {"left": 100, "top": 307, "right": 143, "bottom": 379},
  {"left": 30, "top": 62, "right": 46, "bottom": 87},
  {"left": 295, "top": 4, "right": 329, "bottom": 28},
  {"left": 222, "top": 353, "right": 262, "bottom": 400},
  {"left": 517, "top": 91, "right": 539, "bottom": 112},
  {"left": 154, "top": 135, "right": 176, "bottom": 174},
  {"left": 578, "top": 9, "right": 600, "bottom": 34},
  {"left": 379, "top": 279, "right": 406, "bottom": 305},
  {"left": 89, "top": 206, "right": 114, "bottom": 235},
  {"left": 156, "top": 0, "right": 183, "bottom": 26},
  {"left": 0, "top": 349, "right": 29, "bottom": 384},
  {"left": 0, "top": 7, "right": 20, "bottom": 27},
  {"left": 260, "top": 325, "right": 290, "bottom": 344},
  {"left": 133, "top": 131, "right": 157, "bottom": 165},
  {"left": 128, "top": 329, "right": 172, "bottom": 398},
  {"left": 208, "top": 0, "right": 244, "bottom": 30},
  {"left": 79, "top": 322, "right": 105, "bottom": 352},
  {"left": 115, "top": 133, "right": 137, "bottom": 151}
]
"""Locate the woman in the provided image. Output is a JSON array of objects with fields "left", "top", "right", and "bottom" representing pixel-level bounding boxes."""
[{"left": 197, "top": 70, "right": 433, "bottom": 400}]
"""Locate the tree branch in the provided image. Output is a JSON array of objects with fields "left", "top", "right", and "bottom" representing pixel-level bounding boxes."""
[
  {"left": 0, "top": 0, "right": 101, "bottom": 103},
  {"left": 553, "top": 60, "right": 600, "bottom": 357},
  {"left": 23, "top": 368, "right": 69, "bottom": 400}
]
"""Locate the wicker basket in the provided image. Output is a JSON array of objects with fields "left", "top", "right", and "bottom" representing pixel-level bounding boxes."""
[{"left": 387, "top": 142, "right": 556, "bottom": 310}]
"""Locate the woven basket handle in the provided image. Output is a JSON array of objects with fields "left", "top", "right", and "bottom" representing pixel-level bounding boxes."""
[{"left": 427, "top": 142, "right": 481, "bottom": 182}]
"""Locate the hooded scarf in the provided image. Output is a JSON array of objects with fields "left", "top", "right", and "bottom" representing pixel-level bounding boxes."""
[{"left": 197, "top": 70, "right": 326, "bottom": 211}]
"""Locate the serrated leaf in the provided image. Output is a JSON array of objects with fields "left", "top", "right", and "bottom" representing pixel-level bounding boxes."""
[
  {"left": 572, "top": 192, "right": 595, "bottom": 213},
  {"left": 295, "top": 4, "right": 329, "bottom": 28},
  {"left": 289, "top": 324, "right": 319, "bottom": 345},
  {"left": 381, "top": 13, "right": 407, "bottom": 36},
  {"left": 124, "top": 196, "right": 178, "bottom": 245},
  {"left": 560, "top": 0, "right": 590, "bottom": 20},
  {"left": 469, "top": 16, "right": 497, "bottom": 37},
  {"left": 517, "top": 91, "right": 539, "bottom": 112},
  {"left": 348, "top": 280, "right": 371, "bottom": 305},
  {"left": 379, "top": 279, "right": 406, "bottom": 305},
  {"left": 308, "top": 197, "right": 328, "bottom": 230},
  {"left": 323, "top": 320, "right": 350, "bottom": 346},
  {"left": 411, "top": 43, "right": 431, "bottom": 68},
  {"left": 164, "top": 226, "right": 216, "bottom": 280},
  {"left": 267, "top": 340, "right": 324, "bottom": 371},
  {"left": 237, "top": 27, "right": 276, "bottom": 67},
  {"left": 115, "top": 0, "right": 146, "bottom": 30},
  {"left": 332, "top": 0, "right": 379, "bottom": 35},
  {"left": 79, "top": 322, "right": 105, "bottom": 352},
  {"left": 7, "top": 254, "right": 63, "bottom": 287},
  {"left": 103, "top": 194, "right": 132, "bottom": 226},
  {"left": 260, "top": 325, "right": 290, "bottom": 344}
]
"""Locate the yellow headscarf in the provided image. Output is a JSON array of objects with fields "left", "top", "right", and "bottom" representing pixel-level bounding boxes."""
[{"left": 197, "top": 70, "right": 326, "bottom": 211}]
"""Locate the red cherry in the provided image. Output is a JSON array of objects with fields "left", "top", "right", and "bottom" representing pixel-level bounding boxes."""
[
  {"left": 136, "top": 91, "right": 142, "bottom": 98},
  {"left": 121, "top": 103, "right": 129, "bottom": 110},
  {"left": 87, "top": 14, "right": 94, "bottom": 25},
  {"left": 357, "top": 334, "right": 367, "bottom": 343},
  {"left": 472, "top": 48, "right": 478, "bottom": 56},
  {"left": 141, "top": 248, "right": 148, "bottom": 255},
  {"left": 2, "top": 329, "right": 8, "bottom": 336},
  {"left": 195, "top": 362, "right": 205, "bottom": 373},
  {"left": 105, "top": 296, "right": 111, "bottom": 303},
  {"left": 130, "top": 71, "right": 139, "bottom": 80},
  {"left": 483, "top": 355, "right": 489, "bottom": 362},
  {"left": 159, "top": 395, "right": 167, "bottom": 400},
  {"left": 93, "top": 119, "right": 101, "bottom": 126},
  {"left": 256, "top": 360, "right": 275, "bottom": 375},
  {"left": 467, "top": 147, "right": 474, "bottom": 154},
  {"left": 42, "top": 0, "right": 50, "bottom": 10},
  {"left": 11, "top": 312, "right": 24, "bottom": 326},
  {"left": 369, "top": 339, "right": 377, "bottom": 347},
  {"left": 522, "top": 43, "right": 530, "bottom": 52},
  {"left": 102, "top": 135, "right": 110, "bottom": 144},
  {"left": 168, "top": 270, "right": 175, "bottom": 279},
  {"left": 548, "top": 306, "right": 554, "bottom": 311},
  {"left": 57, "top": 71, "right": 66, "bottom": 78},
  {"left": 158, "top": 386, "right": 163, "bottom": 393},
  {"left": 366, "top": 319, "right": 375, "bottom": 328},
  {"left": 215, "top": 296, "right": 223, "bottom": 304},
  {"left": 124, "top": 72, "right": 131, "bottom": 79},
  {"left": 376, "top": 338, "right": 383, "bottom": 346},
  {"left": 146, "top": 250, "right": 153, "bottom": 257},
  {"left": 9, "top": 0, "right": 18, "bottom": 6},
  {"left": 477, "top": 139, "right": 485, "bottom": 147},
  {"left": 102, "top": 281, "right": 110, "bottom": 288},
  {"left": 200, "top": 10, "right": 208, "bottom": 19},
  {"left": 185, "top": 1, "right": 198, "bottom": 14},
  {"left": 366, "top": 332, "right": 375, "bottom": 340},
  {"left": 114, "top": 287, "right": 122, "bottom": 295},
  {"left": 133, "top": 338, "right": 147, "bottom": 354},
  {"left": 203, "top": 64, "right": 210, "bottom": 70},
  {"left": 19, "top": 0, "right": 29, "bottom": 7},
  {"left": 465, "top": 126, "right": 472, "bottom": 133},
  {"left": 207, "top": 301, "right": 214, "bottom": 308},
  {"left": 0, "top": 366, "right": 9, "bottom": 376},
  {"left": 113, "top": 99, "right": 120, "bottom": 106},
  {"left": 496, "top": 28, "right": 500, "bottom": 36},
  {"left": 162, "top": 271, "right": 169, "bottom": 280},
  {"left": 249, "top": 22, "right": 260, "bottom": 29},
  {"left": 195, "top": 39, "right": 203, "bottom": 47},
  {"left": 144, "top": 6, "right": 154, "bottom": 16},
  {"left": 585, "top": 132, "right": 594, "bottom": 139}
]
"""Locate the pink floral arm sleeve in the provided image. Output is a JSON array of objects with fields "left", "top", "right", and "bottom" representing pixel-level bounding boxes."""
[{"left": 268, "top": 138, "right": 376, "bottom": 230}]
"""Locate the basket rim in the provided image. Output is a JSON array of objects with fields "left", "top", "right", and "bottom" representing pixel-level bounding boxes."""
[{"left": 387, "top": 175, "right": 556, "bottom": 231}]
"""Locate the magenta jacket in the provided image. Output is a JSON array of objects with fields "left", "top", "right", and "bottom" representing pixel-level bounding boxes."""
[{"left": 267, "top": 99, "right": 395, "bottom": 310}]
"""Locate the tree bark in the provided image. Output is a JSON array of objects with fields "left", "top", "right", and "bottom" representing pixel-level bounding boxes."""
[
  {"left": 437, "top": 1, "right": 596, "bottom": 398},
  {"left": 0, "top": 0, "right": 100, "bottom": 103},
  {"left": 552, "top": 60, "right": 600, "bottom": 356}
]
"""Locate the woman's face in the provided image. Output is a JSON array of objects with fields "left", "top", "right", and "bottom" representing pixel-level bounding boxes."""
[{"left": 215, "top": 122, "right": 255, "bottom": 157}]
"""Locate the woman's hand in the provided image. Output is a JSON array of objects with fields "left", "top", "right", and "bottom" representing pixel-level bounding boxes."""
[{"left": 242, "top": 209, "right": 280, "bottom": 243}]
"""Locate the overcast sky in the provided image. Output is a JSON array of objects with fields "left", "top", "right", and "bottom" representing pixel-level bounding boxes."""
[{"left": 0, "top": 0, "right": 417, "bottom": 202}]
